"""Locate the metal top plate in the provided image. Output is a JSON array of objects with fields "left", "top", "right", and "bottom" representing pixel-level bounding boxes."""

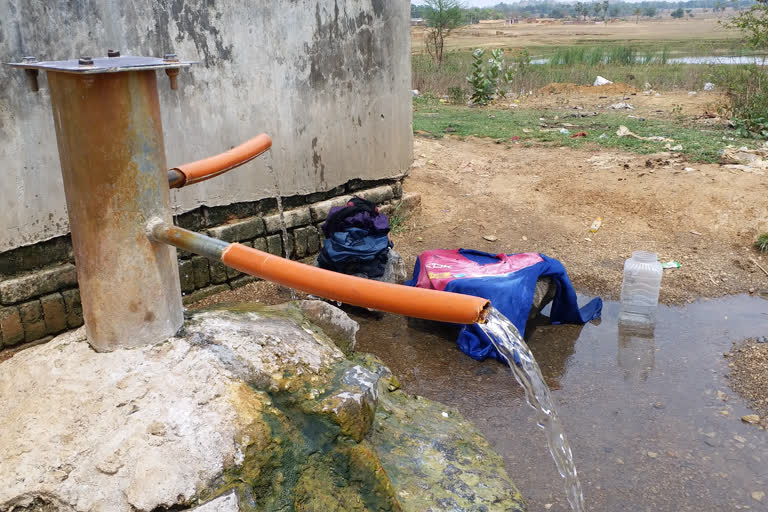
[{"left": 7, "top": 56, "right": 194, "bottom": 74}]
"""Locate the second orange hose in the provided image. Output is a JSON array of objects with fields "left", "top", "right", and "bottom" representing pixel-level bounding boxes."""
[{"left": 171, "top": 134, "right": 272, "bottom": 187}]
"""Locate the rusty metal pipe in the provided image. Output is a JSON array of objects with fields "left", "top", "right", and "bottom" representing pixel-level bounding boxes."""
[
  {"left": 168, "top": 169, "right": 186, "bottom": 188},
  {"left": 168, "top": 134, "right": 272, "bottom": 188},
  {"left": 148, "top": 222, "right": 491, "bottom": 325},
  {"left": 46, "top": 70, "right": 184, "bottom": 351},
  {"left": 148, "top": 219, "right": 229, "bottom": 260}
]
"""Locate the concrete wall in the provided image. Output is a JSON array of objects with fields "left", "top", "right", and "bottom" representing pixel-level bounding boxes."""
[{"left": 0, "top": 0, "right": 412, "bottom": 253}]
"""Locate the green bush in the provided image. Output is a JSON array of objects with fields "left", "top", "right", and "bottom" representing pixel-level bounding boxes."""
[
  {"left": 467, "top": 49, "right": 514, "bottom": 105},
  {"left": 467, "top": 49, "right": 494, "bottom": 105},
  {"left": 720, "top": 0, "right": 768, "bottom": 138},
  {"left": 715, "top": 65, "right": 768, "bottom": 139},
  {"left": 756, "top": 233, "right": 768, "bottom": 253},
  {"left": 448, "top": 86, "right": 466, "bottom": 105}
]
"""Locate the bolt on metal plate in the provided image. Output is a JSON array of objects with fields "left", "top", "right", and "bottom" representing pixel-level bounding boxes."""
[{"left": 6, "top": 55, "right": 194, "bottom": 74}]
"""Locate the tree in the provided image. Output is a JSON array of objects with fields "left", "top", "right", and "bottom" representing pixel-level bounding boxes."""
[
  {"left": 423, "top": 0, "right": 464, "bottom": 68},
  {"left": 644, "top": 6, "right": 657, "bottom": 17},
  {"left": 687, "top": 9, "right": 695, "bottom": 17},
  {"left": 671, "top": 7, "right": 685, "bottom": 17},
  {"left": 633, "top": 7, "right": 642, "bottom": 23},
  {"left": 551, "top": 7, "right": 566, "bottom": 18},
  {"left": 592, "top": 2, "right": 603, "bottom": 19},
  {"left": 723, "top": 0, "right": 768, "bottom": 50},
  {"left": 721, "top": 0, "right": 768, "bottom": 138},
  {"left": 602, "top": 0, "right": 610, "bottom": 20},
  {"left": 575, "top": 2, "right": 586, "bottom": 19}
]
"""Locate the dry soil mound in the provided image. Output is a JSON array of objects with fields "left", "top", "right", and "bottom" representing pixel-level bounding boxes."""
[{"left": 538, "top": 82, "right": 637, "bottom": 95}]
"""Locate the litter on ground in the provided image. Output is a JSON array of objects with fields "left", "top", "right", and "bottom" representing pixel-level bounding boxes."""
[
  {"left": 720, "top": 147, "right": 768, "bottom": 174},
  {"left": 616, "top": 125, "right": 674, "bottom": 142},
  {"left": 594, "top": 76, "right": 613, "bottom": 86}
]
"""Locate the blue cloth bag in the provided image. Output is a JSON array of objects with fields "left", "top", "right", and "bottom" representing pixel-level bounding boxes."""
[{"left": 406, "top": 249, "right": 602, "bottom": 361}]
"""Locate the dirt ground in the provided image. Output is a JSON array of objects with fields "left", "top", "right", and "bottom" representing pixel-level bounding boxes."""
[
  {"left": 189, "top": 89, "right": 767, "bottom": 308},
  {"left": 526, "top": 83, "right": 726, "bottom": 119},
  {"left": 727, "top": 338, "right": 768, "bottom": 422},
  {"left": 396, "top": 134, "right": 766, "bottom": 305},
  {"left": 412, "top": 17, "right": 739, "bottom": 52},
  {"left": 190, "top": 280, "right": 306, "bottom": 309}
]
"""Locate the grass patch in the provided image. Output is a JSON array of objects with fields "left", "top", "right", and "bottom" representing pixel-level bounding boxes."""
[
  {"left": 412, "top": 100, "right": 757, "bottom": 162},
  {"left": 523, "top": 39, "right": 751, "bottom": 58},
  {"left": 549, "top": 45, "right": 659, "bottom": 65},
  {"left": 756, "top": 233, "right": 768, "bottom": 253},
  {"left": 388, "top": 201, "right": 410, "bottom": 234},
  {"left": 413, "top": 43, "right": 766, "bottom": 96}
]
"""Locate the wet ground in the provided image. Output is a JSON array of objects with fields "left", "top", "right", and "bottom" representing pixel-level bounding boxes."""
[{"left": 352, "top": 294, "right": 768, "bottom": 512}]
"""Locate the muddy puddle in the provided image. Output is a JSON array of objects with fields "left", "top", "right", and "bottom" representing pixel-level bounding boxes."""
[{"left": 352, "top": 294, "right": 768, "bottom": 511}]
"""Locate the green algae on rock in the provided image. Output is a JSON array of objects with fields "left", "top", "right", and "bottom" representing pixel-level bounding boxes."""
[{"left": 370, "top": 381, "right": 527, "bottom": 512}]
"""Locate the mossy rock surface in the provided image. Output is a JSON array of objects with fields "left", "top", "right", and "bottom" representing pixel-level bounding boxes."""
[
  {"left": 0, "top": 302, "right": 525, "bottom": 512},
  {"left": 370, "top": 387, "right": 526, "bottom": 512}
]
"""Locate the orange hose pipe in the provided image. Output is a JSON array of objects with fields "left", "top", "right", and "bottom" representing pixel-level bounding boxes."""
[
  {"left": 169, "top": 134, "right": 272, "bottom": 188},
  {"left": 221, "top": 243, "right": 491, "bottom": 324}
]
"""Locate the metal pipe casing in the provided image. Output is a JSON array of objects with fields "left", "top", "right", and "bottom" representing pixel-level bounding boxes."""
[{"left": 47, "top": 70, "right": 183, "bottom": 351}]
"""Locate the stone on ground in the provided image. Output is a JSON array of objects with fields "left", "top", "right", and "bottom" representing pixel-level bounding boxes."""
[{"left": 0, "top": 302, "right": 525, "bottom": 511}]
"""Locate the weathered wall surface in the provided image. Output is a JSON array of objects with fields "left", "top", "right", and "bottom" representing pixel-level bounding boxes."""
[{"left": 0, "top": 0, "right": 412, "bottom": 252}]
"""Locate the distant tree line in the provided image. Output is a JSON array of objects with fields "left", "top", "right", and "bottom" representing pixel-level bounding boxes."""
[{"left": 411, "top": 0, "right": 755, "bottom": 21}]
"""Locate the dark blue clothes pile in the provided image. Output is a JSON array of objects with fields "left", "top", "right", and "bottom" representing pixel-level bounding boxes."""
[{"left": 318, "top": 197, "right": 393, "bottom": 278}]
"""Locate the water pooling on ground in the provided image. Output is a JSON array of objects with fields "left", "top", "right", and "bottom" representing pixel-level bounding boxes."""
[
  {"left": 481, "top": 307, "right": 584, "bottom": 512},
  {"left": 353, "top": 294, "right": 768, "bottom": 511}
]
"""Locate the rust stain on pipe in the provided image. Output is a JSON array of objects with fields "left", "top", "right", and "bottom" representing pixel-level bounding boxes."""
[
  {"left": 149, "top": 220, "right": 228, "bottom": 260},
  {"left": 169, "top": 134, "right": 272, "bottom": 188},
  {"left": 48, "top": 71, "right": 183, "bottom": 351}
]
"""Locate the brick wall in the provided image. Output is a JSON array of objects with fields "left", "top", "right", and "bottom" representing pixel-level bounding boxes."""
[{"left": 0, "top": 180, "right": 420, "bottom": 351}]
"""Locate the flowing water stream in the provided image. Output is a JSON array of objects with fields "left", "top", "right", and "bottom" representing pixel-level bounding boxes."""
[
  {"left": 481, "top": 307, "right": 585, "bottom": 512},
  {"left": 266, "top": 156, "right": 297, "bottom": 300}
]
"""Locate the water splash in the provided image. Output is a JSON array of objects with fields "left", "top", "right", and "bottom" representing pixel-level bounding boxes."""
[
  {"left": 480, "top": 307, "right": 584, "bottom": 512},
  {"left": 266, "top": 156, "right": 297, "bottom": 301}
]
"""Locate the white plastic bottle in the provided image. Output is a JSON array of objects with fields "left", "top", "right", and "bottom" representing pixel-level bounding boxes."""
[{"left": 619, "top": 251, "right": 663, "bottom": 325}]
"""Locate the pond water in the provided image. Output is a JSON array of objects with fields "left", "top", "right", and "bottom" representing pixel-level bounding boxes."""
[
  {"left": 353, "top": 294, "right": 768, "bottom": 511},
  {"left": 531, "top": 56, "right": 767, "bottom": 66}
]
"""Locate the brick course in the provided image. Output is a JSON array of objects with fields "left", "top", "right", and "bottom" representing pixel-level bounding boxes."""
[{"left": 0, "top": 181, "right": 413, "bottom": 349}]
